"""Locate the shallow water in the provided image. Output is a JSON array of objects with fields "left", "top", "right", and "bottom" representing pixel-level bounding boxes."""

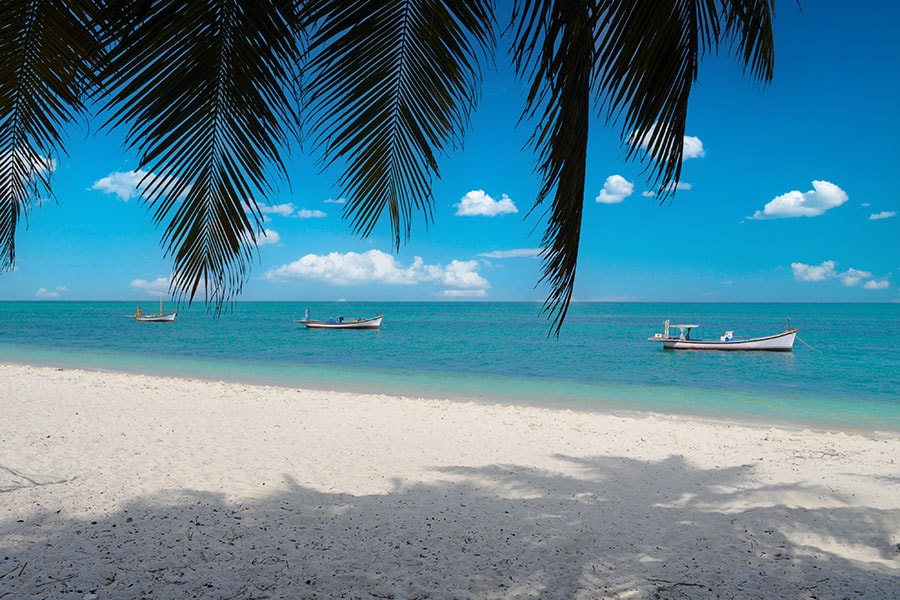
[{"left": 2, "top": 301, "right": 898, "bottom": 432}]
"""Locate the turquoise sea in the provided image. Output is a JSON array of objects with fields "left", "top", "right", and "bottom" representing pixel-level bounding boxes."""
[{"left": 1, "top": 301, "right": 898, "bottom": 433}]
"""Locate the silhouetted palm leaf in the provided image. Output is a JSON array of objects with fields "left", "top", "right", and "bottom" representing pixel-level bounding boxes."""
[
  {"left": 96, "top": 0, "right": 302, "bottom": 308},
  {"left": 303, "top": 0, "right": 495, "bottom": 248},
  {"left": 0, "top": 0, "right": 774, "bottom": 332},
  {"left": 512, "top": 0, "right": 774, "bottom": 333},
  {"left": 0, "top": 0, "right": 100, "bottom": 269}
]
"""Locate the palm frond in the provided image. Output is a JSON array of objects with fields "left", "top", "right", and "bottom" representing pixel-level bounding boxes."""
[
  {"left": 594, "top": 0, "right": 775, "bottom": 198},
  {"left": 511, "top": 0, "right": 595, "bottom": 336},
  {"left": 303, "top": 0, "right": 495, "bottom": 248},
  {"left": 511, "top": 0, "right": 774, "bottom": 333},
  {"left": 0, "top": 0, "right": 100, "bottom": 269},
  {"left": 96, "top": 0, "right": 302, "bottom": 310},
  {"left": 722, "top": 0, "right": 776, "bottom": 82}
]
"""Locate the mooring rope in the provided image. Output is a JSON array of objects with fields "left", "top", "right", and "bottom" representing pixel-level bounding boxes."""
[{"left": 796, "top": 335, "right": 821, "bottom": 352}]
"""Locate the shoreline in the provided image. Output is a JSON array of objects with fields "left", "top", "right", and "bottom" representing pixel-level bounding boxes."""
[
  {"left": 3, "top": 351, "right": 899, "bottom": 437},
  {"left": 2, "top": 363, "right": 898, "bottom": 598}
]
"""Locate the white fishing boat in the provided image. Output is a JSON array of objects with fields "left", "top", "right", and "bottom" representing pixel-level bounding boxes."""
[
  {"left": 648, "top": 319, "right": 796, "bottom": 351},
  {"left": 299, "top": 314, "right": 383, "bottom": 330},
  {"left": 132, "top": 297, "right": 177, "bottom": 322}
]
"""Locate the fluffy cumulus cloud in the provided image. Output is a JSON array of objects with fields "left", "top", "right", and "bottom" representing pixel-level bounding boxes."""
[
  {"left": 259, "top": 203, "right": 296, "bottom": 217},
  {"left": 596, "top": 175, "right": 634, "bottom": 204},
  {"left": 869, "top": 211, "right": 896, "bottom": 220},
  {"left": 791, "top": 260, "right": 837, "bottom": 282},
  {"left": 477, "top": 248, "right": 542, "bottom": 259},
  {"left": 439, "top": 260, "right": 489, "bottom": 289},
  {"left": 35, "top": 285, "right": 67, "bottom": 299},
  {"left": 752, "top": 180, "right": 848, "bottom": 219},
  {"left": 257, "top": 203, "right": 326, "bottom": 219},
  {"left": 682, "top": 135, "right": 705, "bottom": 159},
  {"left": 239, "top": 227, "right": 281, "bottom": 247},
  {"left": 791, "top": 260, "right": 889, "bottom": 290},
  {"left": 256, "top": 229, "right": 281, "bottom": 246},
  {"left": 629, "top": 123, "right": 705, "bottom": 160},
  {"left": 263, "top": 249, "right": 490, "bottom": 294},
  {"left": 2, "top": 148, "right": 55, "bottom": 184},
  {"left": 454, "top": 190, "right": 518, "bottom": 217},
  {"left": 130, "top": 276, "right": 171, "bottom": 296},
  {"left": 839, "top": 268, "right": 872, "bottom": 287},
  {"left": 91, "top": 170, "right": 146, "bottom": 201},
  {"left": 92, "top": 169, "right": 184, "bottom": 202},
  {"left": 662, "top": 181, "right": 692, "bottom": 192}
]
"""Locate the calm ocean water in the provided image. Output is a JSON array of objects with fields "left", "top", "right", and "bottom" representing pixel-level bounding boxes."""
[{"left": 1, "top": 301, "right": 898, "bottom": 432}]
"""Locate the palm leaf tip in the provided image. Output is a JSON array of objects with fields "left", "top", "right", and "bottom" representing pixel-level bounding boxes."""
[
  {"left": 1, "top": 0, "right": 100, "bottom": 269},
  {"left": 305, "top": 0, "right": 496, "bottom": 247},
  {"left": 96, "top": 0, "right": 302, "bottom": 308}
]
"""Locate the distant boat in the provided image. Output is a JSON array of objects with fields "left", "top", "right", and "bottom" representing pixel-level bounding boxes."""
[
  {"left": 132, "top": 297, "right": 177, "bottom": 322},
  {"left": 648, "top": 319, "right": 796, "bottom": 351},
  {"left": 297, "top": 314, "right": 383, "bottom": 330}
]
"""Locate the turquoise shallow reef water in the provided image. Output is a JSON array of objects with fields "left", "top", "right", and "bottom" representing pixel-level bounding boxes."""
[{"left": 1, "top": 301, "right": 898, "bottom": 432}]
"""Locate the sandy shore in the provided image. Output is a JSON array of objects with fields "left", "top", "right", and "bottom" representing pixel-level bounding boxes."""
[{"left": 1, "top": 363, "right": 898, "bottom": 599}]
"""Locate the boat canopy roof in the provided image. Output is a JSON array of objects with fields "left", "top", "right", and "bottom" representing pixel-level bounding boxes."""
[{"left": 671, "top": 324, "right": 701, "bottom": 329}]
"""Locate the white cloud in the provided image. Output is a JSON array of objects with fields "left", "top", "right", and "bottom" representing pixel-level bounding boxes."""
[
  {"left": 441, "top": 289, "right": 487, "bottom": 298},
  {"left": 869, "top": 211, "right": 896, "bottom": 220},
  {"left": 35, "top": 285, "right": 67, "bottom": 299},
  {"left": 259, "top": 203, "right": 296, "bottom": 217},
  {"left": 629, "top": 123, "right": 705, "bottom": 160},
  {"left": 596, "top": 175, "right": 634, "bottom": 204},
  {"left": 454, "top": 190, "right": 518, "bottom": 217},
  {"left": 130, "top": 276, "right": 171, "bottom": 296},
  {"left": 792, "top": 260, "right": 888, "bottom": 290},
  {"left": 91, "top": 171, "right": 145, "bottom": 201},
  {"left": 791, "top": 260, "right": 837, "bottom": 282},
  {"left": 682, "top": 135, "right": 705, "bottom": 159},
  {"left": 257, "top": 203, "right": 326, "bottom": 219},
  {"left": 2, "top": 148, "right": 55, "bottom": 183},
  {"left": 263, "top": 249, "right": 490, "bottom": 293},
  {"left": 751, "top": 180, "right": 848, "bottom": 219},
  {"left": 839, "top": 268, "right": 872, "bottom": 287},
  {"left": 324, "top": 197, "right": 346, "bottom": 204},
  {"left": 641, "top": 190, "right": 656, "bottom": 198},
  {"left": 257, "top": 229, "right": 280, "bottom": 246},
  {"left": 662, "top": 181, "right": 692, "bottom": 192},
  {"left": 92, "top": 169, "right": 184, "bottom": 202},
  {"left": 477, "top": 248, "right": 542, "bottom": 259},
  {"left": 439, "top": 260, "right": 490, "bottom": 289}
]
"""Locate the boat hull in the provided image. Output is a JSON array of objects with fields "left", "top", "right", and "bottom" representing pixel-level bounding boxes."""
[
  {"left": 135, "top": 311, "right": 177, "bottom": 322},
  {"left": 303, "top": 315, "right": 383, "bottom": 330},
  {"left": 655, "top": 329, "right": 796, "bottom": 351}
]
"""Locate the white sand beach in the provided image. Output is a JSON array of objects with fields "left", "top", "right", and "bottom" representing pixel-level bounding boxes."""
[{"left": 1, "top": 363, "right": 898, "bottom": 599}]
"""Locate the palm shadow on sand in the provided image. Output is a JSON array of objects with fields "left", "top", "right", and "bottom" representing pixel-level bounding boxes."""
[{"left": 2, "top": 453, "right": 898, "bottom": 599}]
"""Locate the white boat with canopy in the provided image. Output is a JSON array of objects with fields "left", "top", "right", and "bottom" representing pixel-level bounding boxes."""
[{"left": 648, "top": 319, "right": 796, "bottom": 351}]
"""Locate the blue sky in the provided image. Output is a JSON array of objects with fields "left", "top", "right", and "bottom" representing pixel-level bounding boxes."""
[{"left": 4, "top": 1, "right": 898, "bottom": 304}]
